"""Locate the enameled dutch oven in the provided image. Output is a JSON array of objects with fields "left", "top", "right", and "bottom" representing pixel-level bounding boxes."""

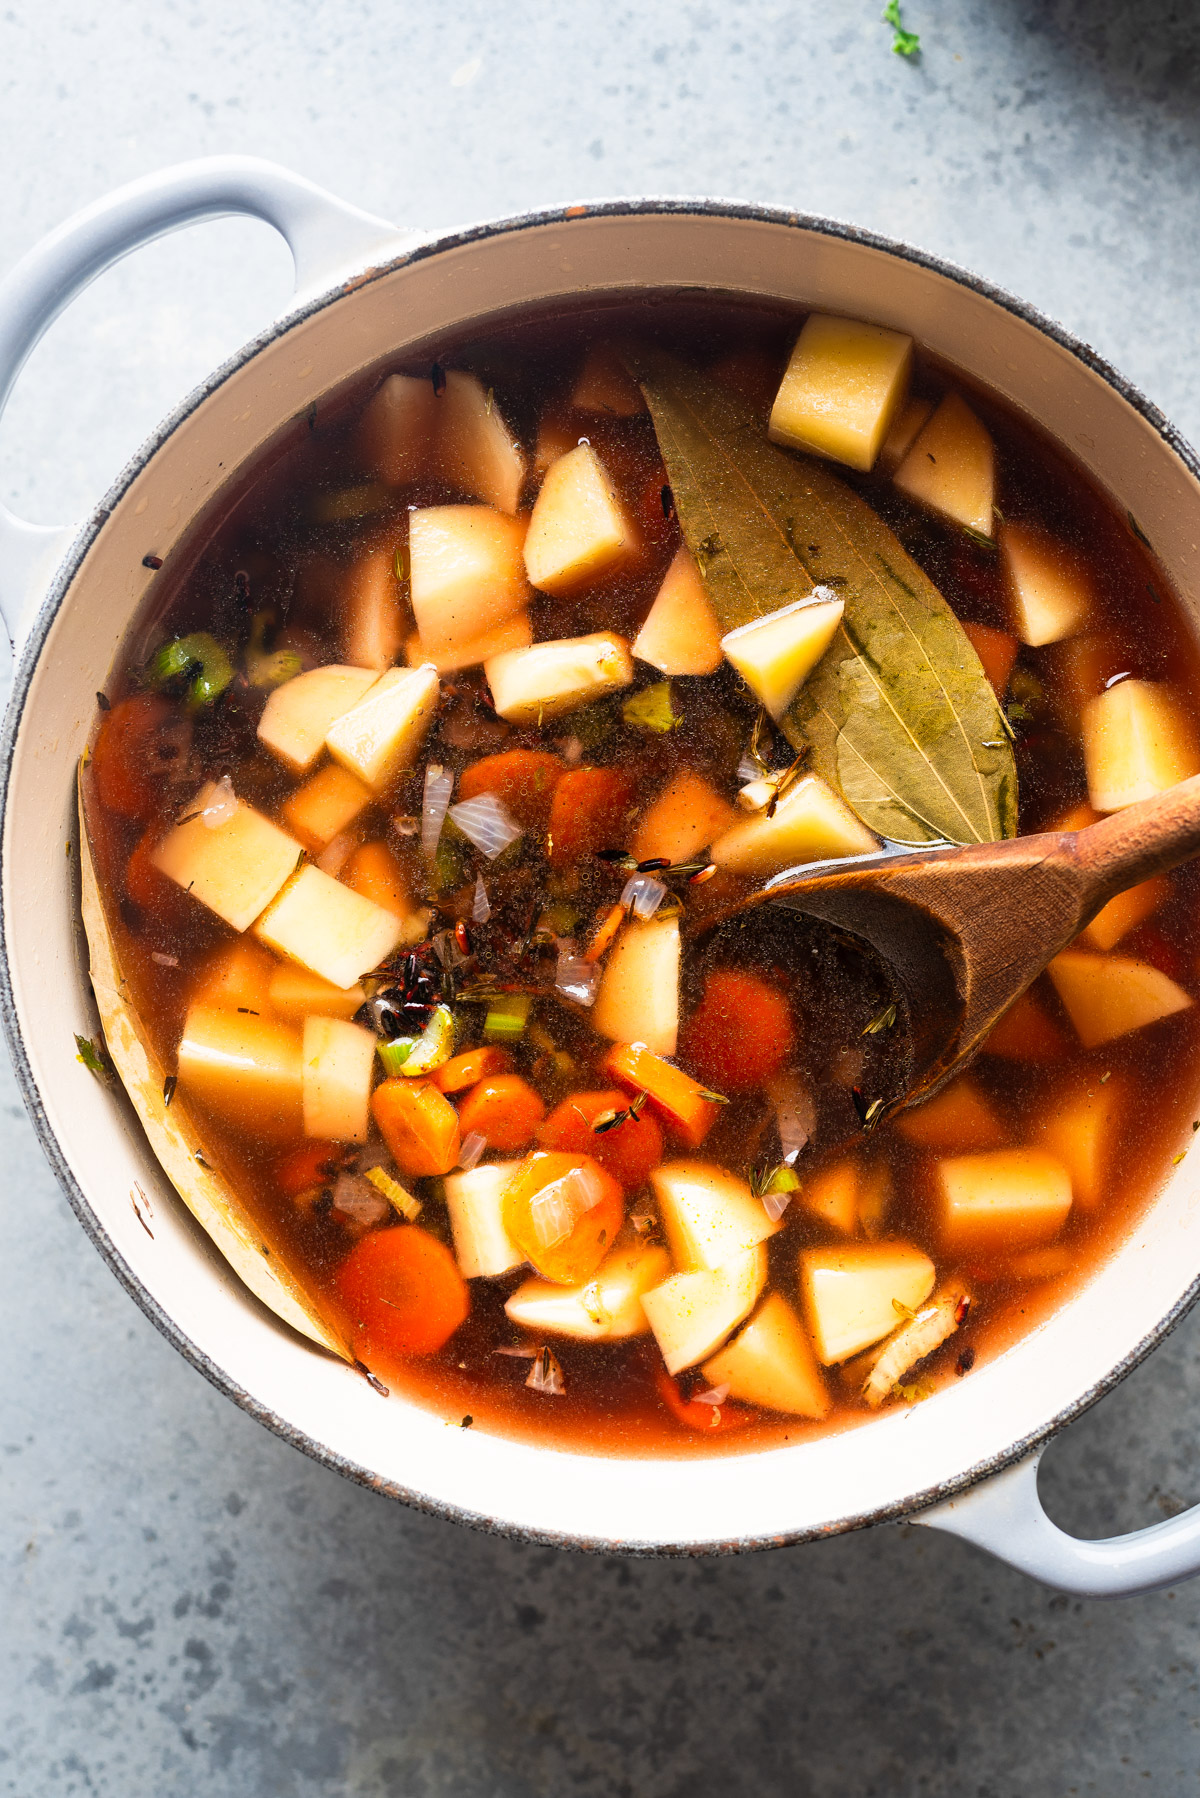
[{"left": 3, "top": 157, "right": 1200, "bottom": 1596}]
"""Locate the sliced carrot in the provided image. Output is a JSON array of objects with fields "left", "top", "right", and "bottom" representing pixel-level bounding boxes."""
[
  {"left": 546, "top": 767, "right": 638, "bottom": 869},
  {"left": 501, "top": 1150, "right": 625, "bottom": 1284},
  {"left": 603, "top": 1042, "right": 723, "bottom": 1149},
  {"left": 125, "top": 826, "right": 188, "bottom": 919},
  {"left": 372, "top": 1079, "right": 461, "bottom": 1177},
  {"left": 92, "top": 694, "right": 180, "bottom": 821},
  {"left": 537, "top": 1089, "right": 664, "bottom": 1192},
  {"left": 962, "top": 622, "right": 1018, "bottom": 699},
  {"left": 190, "top": 938, "right": 277, "bottom": 1013},
  {"left": 342, "top": 840, "right": 413, "bottom": 919},
  {"left": 337, "top": 1223, "right": 469, "bottom": 1361},
  {"left": 456, "top": 1074, "right": 547, "bottom": 1152},
  {"left": 273, "top": 1140, "right": 349, "bottom": 1198},
  {"left": 432, "top": 1045, "right": 515, "bottom": 1094},
  {"left": 585, "top": 902, "right": 627, "bottom": 962},
  {"left": 678, "top": 970, "right": 795, "bottom": 1092},
  {"left": 980, "top": 987, "right": 1069, "bottom": 1062},
  {"left": 456, "top": 749, "right": 565, "bottom": 831},
  {"left": 654, "top": 1367, "right": 754, "bottom": 1434}
]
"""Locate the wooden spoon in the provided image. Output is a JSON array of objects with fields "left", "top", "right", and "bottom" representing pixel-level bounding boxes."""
[{"left": 713, "top": 776, "right": 1200, "bottom": 1120}]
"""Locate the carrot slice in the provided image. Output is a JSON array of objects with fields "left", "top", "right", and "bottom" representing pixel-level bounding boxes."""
[
  {"left": 337, "top": 1224, "right": 469, "bottom": 1361},
  {"left": 678, "top": 970, "right": 795, "bottom": 1092},
  {"left": 92, "top": 694, "right": 180, "bottom": 821},
  {"left": 372, "top": 1079, "right": 461, "bottom": 1177},
  {"left": 125, "top": 826, "right": 190, "bottom": 920},
  {"left": 342, "top": 841, "right": 412, "bottom": 919},
  {"left": 501, "top": 1150, "right": 625, "bottom": 1284},
  {"left": 546, "top": 767, "right": 638, "bottom": 869},
  {"left": 537, "top": 1089, "right": 664, "bottom": 1192},
  {"left": 962, "top": 622, "right": 1018, "bottom": 699},
  {"left": 457, "top": 749, "right": 564, "bottom": 831},
  {"left": 457, "top": 1074, "right": 547, "bottom": 1152},
  {"left": 603, "top": 1042, "right": 723, "bottom": 1149},
  {"left": 585, "top": 902, "right": 627, "bottom": 962},
  {"left": 654, "top": 1367, "right": 754, "bottom": 1434},
  {"left": 432, "top": 1045, "right": 515, "bottom": 1094},
  {"left": 273, "top": 1140, "right": 349, "bottom": 1198}
]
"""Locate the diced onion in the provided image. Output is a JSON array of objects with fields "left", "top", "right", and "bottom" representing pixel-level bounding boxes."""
[
  {"left": 560, "top": 736, "right": 583, "bottom": 765},
  {"left": 770, "top": 1073, "right": 816, "bottom": 1164},
  {"left": 761, "top": 1187, "right": 793, "bottom": 1223},
  {"left": 620, "top": 873, "right": 668, "bottom": 920},
  {"left": 556, "top": 951, "right": 599, "bottom": 1007},
  {"left": 529, "top": 1162, "right": 607, "bottom": 1250},
  {"left": 448, "top": 793, "right": 523, "bottom": 860},
  {"left": 457, "top": 1130, "right": 487, "bottom": 1171},
  {"left": 151, "top": 951, "right": 179, "bottom": 968},
  {"left": 331, "top": 1172, "right": 391, "bottom": 1227},
  {"left": 693, "top": 1383, "right": 730, "bottom": 1407},
  {"left": 421, "top": 764, "right": 454, "bottom": 856},
  {"left": 737, "top": 751, "right": 763, "bottom": 783},
  {"left": 526, "top": 1347, "right": 566, "bottom": 1395},
  {"left": 737, "top": 776, "right": 777, "bottom": 813},
  {"left": 316, "top": 831, "right": 355, "bottom": 875},
  {"left": 199, "top": 774, "right": 237, "bottom": 830},
  {"left": 472, "top": 875, "right": 492, "bottom": 923}
]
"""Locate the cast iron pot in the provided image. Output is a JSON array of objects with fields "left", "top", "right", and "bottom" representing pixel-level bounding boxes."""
[{"left": 2, "top": 157, "right": 1197, "bottom": 1595}]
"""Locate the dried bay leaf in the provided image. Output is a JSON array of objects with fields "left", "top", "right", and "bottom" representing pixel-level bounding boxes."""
[{"left": 628, "top": 349, "right": 1017, "bottom": 845}]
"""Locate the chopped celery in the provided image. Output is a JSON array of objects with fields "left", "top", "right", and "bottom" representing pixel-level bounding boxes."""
[
  {"left": 622, "top": 681, "right": 681, "bottom": 734},
  {"left": 484, "top": 993, "right": 532, "bottom": 1041},
  {"left": 377, "top": 1037, "right": 414, "bottom": 1077},
  {"left": 364, "top": 1164, "right": 422, "bottom": 1220},
  {"left": 146, "top": 633, "right": 234, "bottom": 708},
  {"left": 245, "top": 611, "right": 303, "bottom": 690},
  {"left": 309, "top": 481, "right": 393, "bottom": 524},
  {"left": 377, "top": 1004, "right": 455, "bottom": 1078}
]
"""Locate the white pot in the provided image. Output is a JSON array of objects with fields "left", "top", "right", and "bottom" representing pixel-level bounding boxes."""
[{"left": 3, "top": 158, "right": 1198, "bottom": 1596}]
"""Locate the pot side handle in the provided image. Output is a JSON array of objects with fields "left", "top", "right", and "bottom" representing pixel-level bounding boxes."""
[
  {"left": 0, "top": 155, "right": 405, "bottom": 653},
  {"left": 911, "top": 1451, "right": 1200, "bottom": 1597}
]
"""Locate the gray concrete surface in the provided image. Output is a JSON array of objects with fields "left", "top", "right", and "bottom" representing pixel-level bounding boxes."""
[{"left": 4, "top": 1, "right": 1200, "bottom": 1791}]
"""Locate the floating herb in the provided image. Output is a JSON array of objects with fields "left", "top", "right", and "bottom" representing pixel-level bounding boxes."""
[
  {"left": 882, "top": 0, "right": 920, "bottom": 57},
  {"left": 75, "top": 1033, "right": 111, "bottom": 1079},
  {"left": 862, "top": 1002, "right": 898, "bottom": 1036},
  {"left": 622, "top": 682, "right": 681, "bottom": 734}
]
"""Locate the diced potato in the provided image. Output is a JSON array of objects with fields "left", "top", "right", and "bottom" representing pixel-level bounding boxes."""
[
  {"left": 980, "top": 986, "right": 1069, "bottom": 1062},
  {"left": 257, "top": 665, "right": 378, "bottom": 775},
  {"left": 533, "top": 416, "right": 580, "bottom": 477},
  {"left": 268, "top": 963, "right": 365, "bottom": 1022},
  {"left": 1033, "top": 1074, "right": 1125, "bottom": 1211},
  {"left": 1081, "top": 878, "right": 1168, "bottom": 952},
  {"left": 1047, "top": 949, "right": 1192, "bottom": 1048},
  {"left": 632, "top": 770, "right": 736, "bottom": 866},
  {"left": 524, "top": 444, "right": 637, "bottom": 595},
  {"left": 799, "top": 1240, "right": 936, "bottom": 1364},
  {"left": 176, "top": 1004, "right": 303, "bottom": 1138},
  {"left": 962, "top": 622, "right": 1018, "bottom": 700},
  {"left": 1003, "top": 1245, "right": 1074, "bottom": 1283},
  {"left": 895, "top": 1076, "right": 1007, "bottom": 1152},
  {"left": 190, "top": 939, "right": 277, "bottom": 1013},
  {"left": 878, "top": 396, "right": 934, "bottom": 474},
  {"left": 325, "top": 664, "right": 440, "bottom": 795},
  {"left": 341, "top": 544, "right": 406, "bottom": 671},
  {"left": 710, "top": 772, "right": 878, "bottom": 875},
  {"left": 302, "top": 1016, "right": 376, "bottom": 1143},
  {"left": 444, "top": 1161, "right": 524, "bottom": 1279},
  {"left": 631, "top": 547, "right": 724, "bottom": 677},
  {"left": 799, "top": 1160, "right": 860, "bottom": 1236},
  {"left": 651, "top": 1160, "right": 780, "bottom": 1272},
  {"left": 408, "top": 506, "right": 529, "bottom": 655},
  {"left": 341, "top": 840, "right": 425, "bottom": 934},
  {"left": 1083, "top": 679, "right": 1200, "bottom": 812},
  {"left": 641, "top": 1244, "right": 768, "bottom": 1374},
  {"left": 720, "top": 594, "right": 844, "bottom": 720},
  {"left": 893, "top": 391, "right": 995, "bottom": 538},
  {"left": 405, "top": 611, "right": 532, "bottom": 674},
  {"left": 1044, "top": 631, "right": 1127, "bottom": 730},
  {"left": 151, "top": 785, "right": 302, "bottom": 933},
  {"left": 934, "top": 1147, "right": 1073, "bottom": 1256},
  {"left": 357, "top": 372, "right": 439, "bottom": 487},
  {"left": 768, "top": 313, "right": 913, "bottom": 473},
  {"left": 437, "top": 370, "right": 526, "bottom": 515},
  {"left": 1000, "top": 521, "right": 1093, "bottom": 647},
  {"left": 255, "top": 865, "right": 404, "bottom": 990},
  {"left": 505, "top": 1242, "right": 672, "bottom": 1340},
  {"left": 569, "top": 345, "right": 645, "bottom": 416},
  {"left": 855, "top": 1163, "right": 893, "bottom": 1240},
  {"left": 591, "top": 915, "right": 680, "bottom": 1058},
  {"left": 702, "top": 1291, "right": 830, "bottom": 1419},
  {"left": 485, "top": 631, "right": 634, "bottom": 724},
  {"left": 282, "top": 762, "right": 373, "bottom": 853}
]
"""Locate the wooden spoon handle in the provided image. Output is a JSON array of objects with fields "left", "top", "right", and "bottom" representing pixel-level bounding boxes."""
[{"left": 1072, "top": 772, "right": 1200, "bottom": 905}]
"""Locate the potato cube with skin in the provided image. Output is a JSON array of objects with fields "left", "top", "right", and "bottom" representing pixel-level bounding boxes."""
[
  {"left": 1000, "top": 521, "right": 1093, "bottom": 647},
  {"left": 935, "top": 1148, "right": 1073, "bottom": 1257},
  {"left": 1083, "top": 679, "right": 1200, "bottom": 812},
  {"left": 341, "top": 544, "right": 406, "bottom": 671},
  {"left": 485, "top": 631, "right": 634, "bottom": 724},
  {"left": 282, "top": 762, "right": 373, "bottom": 853},
  {"left": 702, "top": 1292, "right": 830, "bottom": 1419},
  {"left": 357, "top": 372, "right": 439, "bottom": 487},
  {"left": 176, "top": 1005, "right": 303, "bottom": 1139},
  {"left": 569, "top": 346, "right": 645, "bottom": 417},
  {"left": 325, "top": 664, "right": 440, "bottom": 795},
  {"left": 524, "top": 444, "right": 637, "bottom": 595},
  {"left": 255, "top": 865, "right": 404, "bottom": 990},
  {"left": 408, "top": 506, "right": 529, "bottom": 655},
  {"left": 591, "top": 916, "right": 680, "bottom": 1058},
  {"left": 641, "top": 1244, "right": 768, "bottom": 1374},
  {"left": 268, "top": 963, "right": 365, "bottom": 1023},
  {"left": 768, "top": 314, "right": 913, "bottom": 473},
  {"left": 631, "top": 547, "right": 725, "bottom": 677},
  {"left": 799, "top": 1241, "right": 936, "bottom": 1365},
  {"left": 257, "top": 665, "right": 378, "bottom": 775},
  {"left": 895, "top": 1076, "right": 1007, "bottom": 1153},
  {"left": 720, "top": 593, "right": 845, "bottom": 721},
  {"left": 1047, "top": 949, "right": 1192, "bottom": 1048},
  {"left": 650, "top": 1161, "right": 781, "bottom": 1273},
  {"left": 444, "top": 1162, "right": 524, "bottom": 1279},
  {"left": 151, "top": 786, "right": 302, "bottom": 933},
  {"left": 405, "top": 611, "right": 532, "bottom": 675},
  {"left": 505, "top": 1243, "right": 672, "bottom": 1340},
  {"left": 632, "top": 770, "right": 737, "bottom": 867},
  {"left": 878, "top": 396, "right": 934, "bottom": 474},
  {"left": 1033, "top": 1075, "right": 1126, "bottom": 1211},
  {"left": 710, "top": 772, "right": 878, "bottom": 876},
  {"left": 893, "top": 392, "right": 995, "bottom": 538},
  {"left": 302, "top": 1016, "right": 376, "bottom": 1143},
  {"left": 436, "top": 370, "right": 525, "bottom": 515}
]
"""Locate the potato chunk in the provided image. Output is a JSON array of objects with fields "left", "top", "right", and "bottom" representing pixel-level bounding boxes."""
[
  {"left": 878, "top": 396, "right": 933, "bottom": 473},
  {"left": 893, "top": 391, "right": 995, "bottom": 538},
  {"left": 405, "top": 611, "right": 532, "bottom": 674},
  {"left": 1082, "top": 679, "right": 1200, "bottom": 812},
  {"left": 257, "top": 665, "right": 378, "bottom": 775},
  {"left": 302, "top": 1016, "right": 376, "bottom": 1143},
  {"left": 569, "top": 345, "right": 645, "bottom": 417},
  {"left": 341, "top": 544, "right": 406, "bottom": 671},
  {"left": 710, "top": 772, "right": 878, "bottom": 875},
  {"left": 282, "top": 762, "right": 373, "bottom": 853},
  {"left": 444, "top": 1162, "right": 524, "bottom": 1279},
  {"left": 702, "top": 1292, "right": 830, "bottom": 1419},
  {"left": 651, "top": 1160, "right": 781, "bottom": 1272},
  {"left": 191, "top": 939, "right": 277, "bottom": 1013},
  {"left": 632, "top": 770, "right": 736, "bottom": 866},
  {"left": 895, "top": 1076, "right": 1007, "bottom": 1152},
  {"left": 720, "top": 593, "right": 844, "bottom": 720},
  {"left": 934, "top": 1147, "right": 1072, "bottom": 1257},
  {"left": 768, "top": 313, "right": 913, "bottom": 472},
  {"left": 631, "top": 547, "right": 724, "bottom": 677},
  {"left": 268, "top": 963, "right": 365, "bottom": 1022},
  {"left": 325, "top": 664, "right": 439, "bottom": 795},
  {"left": 591, "top": 915, "right": 680, "bottom": 1058},
  {"left": 485, "top": 631, "right": 634, "bottom": 724},
  {"left": 255, "top": 865, "right": 404, "bottom": 990},
  {"left": 176, "top": 1004, "right": 303, "bottom": 1138},
  {"left": 505, "top": 1242, "right": 671, "bottom": 1340},
  {"left": 797, "top": 1159, "right": 860, "bottom": 1236},
  {"left": 437, "top": 370, "right": 525, "bottom": 514},
  {"left": 641, "top": 1244, "right": 768, "bottom": 1374},
  {"left": 799, "top": 1241, "right": 936, "bottom": 1364},
  {"left": 1033, "top": 1074, "right": 1125, "bottom": 1211},
  {"left": 408, "top": 505, "right": 529, "bottom": 655},
  {"left": 524, "top": 444, "right": 637, "bottom": 595},
  {"left": 1000, "top": 521, "right": 1093, "bottom": 647},
  {"left": 1047, "top": 949, "right": 1192, "bottom": 1048},
  {"left": 357, "top": 372, "right": 438, "bottom": 487},
  {"left": 1079, "top": 875, "right": 1167, "bottom": 953},
  {"left": 151, "top": 785, "right": 302, "bottom": 933}
]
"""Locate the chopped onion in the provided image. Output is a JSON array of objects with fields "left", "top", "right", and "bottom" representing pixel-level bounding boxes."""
[
  {"left": 199, "top": 774, "right": 237, "bottom": 830},
  {"left": 421, "top": 764, "right": 454, "bottom": 856},
  {"left": 526, "top": 1346, "right": 566, "bottom": 1395},
  {"left": 331, "top": 1172, "right": 391, "bottom": 1227},
  {"left": 693, "top": 1383, "right": 730, "bottom": 1407},
  {"left": 494, "top": 1344, "right": 538, "bottom": 1359},
  {"left": 556, "top": 951, "right": 599, "bottom": 1007},
  {"left": 737, "top": 751, "right": 763, "bottom": 783},
  {"left": 620, "top": 872, "right": 668, "bottom": 920},
  {"left": 761, "top": 1187, "right": 793, "bottom": 1223},
  {"left": 737, "top": 775, "right": 777, "bottom": 813},
  {"left": 448, "top": 793, "right": 522, "bottom": 860},
  {"left": 560, "top": 735, "right": 583, "bottom": 766},
  {"left": 393, "top": 813, "right": 420, "bottom": 837},
  {"left": 457, "top": 1130, "right": 487, "bottom": 1171},
  {"left": 529, "top": 1162, "right": 606, "bottom": 1250},
  {"left": 769, "top": 1072, "right": 816, "bottom": 1164},
  {"left": 316, "top": 831, "right": 355, "bottom": 876},
  {"left": 472, "top": 874, "right": 492, "bottom": 923},
  {"left": 151, "top": 951, "right": 179, "bottom": 968}
]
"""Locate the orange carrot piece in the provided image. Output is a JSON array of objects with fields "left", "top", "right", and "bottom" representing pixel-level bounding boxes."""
[
  {"left": 337, "top": 1223, "right": 469, "bottom": 1361},
  {"left": 190, "top": 938, "right": 277, "bottom": 1013},
  {"left": 654, "top": 1367, "right": 754, "bottom": 1434},
  {"left": 537, "top": 1088, "right": 664, "bottom": 1192},
  {"left": 603, "top": 1042, "right": 723, "bottom": 1149},
  {"left": 372, "top": 1079, "right": 461, "bottom": 1177},
  {"left": 432, "top": 1045, "right": 515, "bottom": 1094},
  {"left": 125, "top": 826, "right": 189, "bottom": 919},
  {"left": 546, "top": 767, "right": 638, "bottom": 869},
  {"left": 678, "top": 970, "right": 795, "bottom": 1092},
  {"left": 895, "top": 1077, "right": 1007, "bottom": 1152},
  {"left": 501, "top": 1150, "right": 625, "bottom": 1284},
  {"left": 963, "top": 622, "right": 1019, "bottom": 699},
  {"left": 585, "top": 902, "right": 627, "bottom": 962},
  {"left": 91, "top": 694, "right": 177, "bottom": 821},
  {"left": 980, "top": 987, "right": 1069, "bottom": 1062},
  {"left": 457, "top": 749, "right": 565, "bottom": 831},
  {"left": 456, "top": 1074, "right": 547, "bottom": 1152},
  {"left": 342, "top": 840, "right": 412, "bottom": 919},
  {"left": 273, "top": 1140, "right": 349, "bottom": 1198}
]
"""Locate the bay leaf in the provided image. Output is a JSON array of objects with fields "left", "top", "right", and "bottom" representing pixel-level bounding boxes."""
[{"left": 628, "top": 348, "right": 1017, "bottom": 845}]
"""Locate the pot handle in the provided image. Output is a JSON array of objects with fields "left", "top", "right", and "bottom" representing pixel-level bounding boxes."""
[
  {"left": 0, "top": 155, "right": 403, "bottom": 653},
  {"left": 911, "top": 1450, "right": 1200, "bottom": 1597}
]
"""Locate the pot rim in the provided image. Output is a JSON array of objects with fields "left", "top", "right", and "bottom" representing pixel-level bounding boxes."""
[{"left": 4, "top": 193, "right": 1199, "bottom": 1556}]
